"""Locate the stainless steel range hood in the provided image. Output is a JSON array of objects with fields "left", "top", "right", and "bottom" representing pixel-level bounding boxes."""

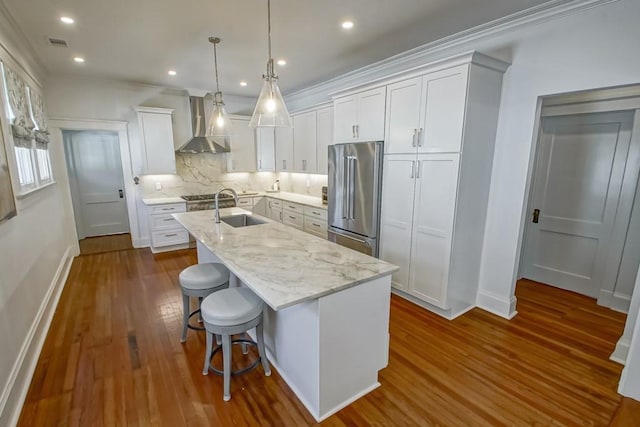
[{"left": 176, "top": 96, "right": 230, "bottom": 154}]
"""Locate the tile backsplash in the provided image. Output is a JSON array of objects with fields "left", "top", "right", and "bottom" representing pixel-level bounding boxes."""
[{"left": 139, "top": 153, "right": 327, "bottom": 198}]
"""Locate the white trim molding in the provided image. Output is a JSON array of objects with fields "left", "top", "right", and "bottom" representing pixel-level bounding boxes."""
[
  {"left": 0, "top": 245, "right": 76, "bottom": 427},
  {"left": 47, "top": 118, "right": 141, "bottom": 247},
  {"left": 476, "top": 290, "right": 518, "bottom": 319},
  {"left": 284, "top": 0, "right": 619, "bottom": 111}
]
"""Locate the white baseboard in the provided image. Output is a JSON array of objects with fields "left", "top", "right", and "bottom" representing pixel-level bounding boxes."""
[
  {"left": 598, "top": 289, "right": 631, "bottom": 313},
  {"left": 0, "top": 245, "right": 75, "bottom": 427},
  {"left": 611, "top": 338, "right": 631, "bottom": 365},
  {"left": 133, "top": 237, "right": 149, "bottom": 248},
  {"left": 476, "top": 290, "right": 518, "bottom": 319}
]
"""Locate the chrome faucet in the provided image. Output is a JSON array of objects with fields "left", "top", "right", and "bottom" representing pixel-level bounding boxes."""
[{"left": 214, "top": 188, "right": 238, "bottom": 223}]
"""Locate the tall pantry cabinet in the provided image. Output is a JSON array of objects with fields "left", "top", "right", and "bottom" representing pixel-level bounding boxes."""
[{"left": 378, "top": 53, "right": 509, "bottom": 319}]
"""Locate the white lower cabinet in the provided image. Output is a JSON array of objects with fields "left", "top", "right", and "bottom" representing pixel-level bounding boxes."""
[
  {"left": 267, "top": 198, "right": 283, "bottom": 222},
  {"left": 259, "top": 197, "right": 327, "bottom": 238},
  {"left": 380, "top": 154, "right": 460, "bottom": 313},
  {"left": 148, "top": 202, "right": 189, "bottom": 253}
]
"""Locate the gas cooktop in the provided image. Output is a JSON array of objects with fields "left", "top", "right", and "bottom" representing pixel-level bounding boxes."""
[{"left": 181, "top": 193, "right": 233, "bottom": 202}]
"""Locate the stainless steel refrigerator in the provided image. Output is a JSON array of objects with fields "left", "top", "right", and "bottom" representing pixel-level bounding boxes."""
[{"left": 327, "top": 141, "right": 383, "bottom": 257}]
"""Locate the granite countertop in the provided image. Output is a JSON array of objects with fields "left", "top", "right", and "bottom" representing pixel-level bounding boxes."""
[
  {"left": 142, "top": 196, "right": 185, "bottom": 205},
  {"left": 172, "top": 208, "right": 397, "bottom": 310}
]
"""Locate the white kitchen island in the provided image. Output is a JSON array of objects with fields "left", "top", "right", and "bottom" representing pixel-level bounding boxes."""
[{"left": 173, "top": 208, "right": 397, "bottom": 421}]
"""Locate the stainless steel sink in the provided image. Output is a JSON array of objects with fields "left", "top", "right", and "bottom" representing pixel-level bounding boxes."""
[{"left": 220, "top": 214, "right": 266, "bottom": 228}]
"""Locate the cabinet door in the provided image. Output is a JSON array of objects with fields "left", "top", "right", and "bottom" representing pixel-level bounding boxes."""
[
  {"left": 379, "top": 154, "right": 417, "bottom": 290},
  {"left": 419, "top": 65, "right": 469, "bottom": 153},
  {"left": 409, "top": 154, "right": 459, "bottom": 308},
  {"left": 293, "top": 111, "right": 317, "bottom": 173},
  {"left": 333, "top": 95, "right": 357, "bottom": 143},
  {"left": 316, "top": 106, "right": 333, "bottom": 174},
  {"left": 256, "top": 128, "right": 275, "bottom": 171},
  {"left": 253, "top": 197, "right": 267, "bottom": 216},
  {"left": 385, "top": 77, "right": 422, "bottom": 154},
  {"left": 227, "top": 118, "right": 256, "bottom": 172},
  {"left": 267, "top": 199, "right": 283, "bottom": 222},
  {"left": 356, "top": 87, "right": 386, "bottom": 141},
  {"left": 275, "top": 127, "right": 294, "bottom": 172},
  {"left": 139, "top": 112, "right": 176, "bottom": 174}
]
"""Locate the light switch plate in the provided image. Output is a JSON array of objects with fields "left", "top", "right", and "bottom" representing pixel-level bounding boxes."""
[{"left": 155, "top": 182, "right": 162, "bottom": 190}]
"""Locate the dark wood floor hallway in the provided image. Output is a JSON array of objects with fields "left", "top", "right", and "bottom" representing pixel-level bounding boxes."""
[{"left": 17, "top": 243, "right": 639, "bottom": 425}]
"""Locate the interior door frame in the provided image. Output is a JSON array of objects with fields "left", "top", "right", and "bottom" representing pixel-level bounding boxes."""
[
  {"left": 517, "top": 86, "right": 640, "bottom": 312},
  {"left": 49, "top": 118, "right": 140, "bottom": 247}
]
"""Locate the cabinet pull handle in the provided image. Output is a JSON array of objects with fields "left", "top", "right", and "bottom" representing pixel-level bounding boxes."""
[
  {"left": 416, "top": 161, "right": 422, "bottom": 179},
  {"left": 410, "top": 161, "right": 416, "bottom": 178},
  {"left": 356, "top": 125, "right": 359, "bottom": 139},
  {"left": 259, "top": 159, "right": 262, "bottom": 169},
  {"left": 288, "top": 215, "right": 295, "bottom": 219},
  {"left": 283, "top": 159, "right": 286, "bottom": 170},
  {"left": 352, "top": 125, "right": 355, "bottom": 138},
  {"left": 279, "top": 212, "right": 282, "bottom": 221},
  {"left": 312, "top": 211, "right": 320, "bottom": 216},
  {"left": 165, "top": 233, "right": 177, "bottom": 237},
  {"left": 312, "top": 223, "right": 320, "bottom": 227},
  {"left": 418, "top": 128, "right": 423, "bottom": 147},
  {"left": 162, "top": 208, "right": 173, "bottom": 211},
  {"left": 163, "top": 218, "right": 173, "bottom": 221},
  {"left": 412, "top": 129, "right": 417, "bottom": 147}
]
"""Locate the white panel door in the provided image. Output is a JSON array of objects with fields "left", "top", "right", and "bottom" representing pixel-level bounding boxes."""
[
  {"left": 256, "top": 128, "right": 275, "bottom": 171},
  {"left": 275, "top": 127, "right": 294, "bottom": 172},
  {"left": 379, "top": 155, "right": 417, "bottom": 290},
  {"left": 356, "top": 87, "right": 386, "bottom": 142},
  {"left": 293, "top": 111, "right": 317, "bottom": 173},
  {"left": 316, "top": 106, "right": 333, "bottom": 174},
  {"left": 409, "top": 154, "right": 459, "bottom": 308},
  {"left": 139, "top": 112, "right": 176, "bottom": 174},
  {"left": 227, "top": 118, "right": 256, "bottom": 172},
  {"left": 523, "top": 112, "right": 634, "bottom": 298},
  {"left": 419, "top": 65, "right": 469, "bottom": 153},
  {"left": 333, "top": 95, "right": 357, "bottom": 143},
  {"left": 385, "top": 77, "right": 422, "bottom": 154},
  {"left": 66, "top": 131, "right": 130, "bottom": 238}
]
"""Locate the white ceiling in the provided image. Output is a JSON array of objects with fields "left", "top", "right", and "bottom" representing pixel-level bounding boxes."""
[{"left": 3, "top": 0, "right": 552, "bottom": 96}]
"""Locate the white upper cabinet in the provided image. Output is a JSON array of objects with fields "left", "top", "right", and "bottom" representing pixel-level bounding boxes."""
[
  {"left": 333, "top": 87, "right": 386, "bottom": 143},
  {"left": 256, "top": 128, "right": 276, "bottom": 171},
  {"left": 420, "top": 65, "right": 469, "bottom": 153},
  {"left": 385, "top": 65, "right": 469, "bottom": 154},
  {"left": 226, "top": 117, "right": 256, "bottom": 172},
  {"left": 385, "top": 77, "right": 423, "bottom": 154},
  {"left": 316, "top": 106, "right": 333, "bottom": 175},
  {"left": 293, "top": 111, "right": 317, "bottom": 173},
  {"left": 275, "top": 127, "right": 294, "bottom": 172},
  {"left": 136, "top": 107, "right": 176, "bottom": 175}
]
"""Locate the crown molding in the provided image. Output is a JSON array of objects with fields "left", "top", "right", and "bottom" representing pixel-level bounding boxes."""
[
  {"left": 0, "top": 0, "right": 47, "bottom": 85},
  {"left": 284, "top": 0, "right": 619, "bottom": 111}
]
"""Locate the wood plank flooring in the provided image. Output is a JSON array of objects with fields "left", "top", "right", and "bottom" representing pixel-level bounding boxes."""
[
  {"left": 17, "top": 245, "right": 638, "bottom": 426},
  {"left": 78, "top": 233, "right": 133, "bottom": 255}
]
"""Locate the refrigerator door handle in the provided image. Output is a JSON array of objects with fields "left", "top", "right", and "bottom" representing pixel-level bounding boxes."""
[
  {"left": 342, "top": 156, "right": 350, "bottom": 219},
  {"left": 348, "top": 156, "right": 357, "bottom": 219}
]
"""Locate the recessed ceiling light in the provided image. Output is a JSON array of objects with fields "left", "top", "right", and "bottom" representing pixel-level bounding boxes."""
[
  {"left": 240, "top": 81, "right": 247, "bottom": 87},
  {"left": 73, "top": 56, "right": 85, "bottom": 63},
  {"left": 168, "top": 70, "right": 177, "bottom": 76},
  {"left": 60, "top": 16, "right": 75, "bottom": 24},
  {"left": 277, "top": 59, "right": 286, "bottom": 66},
  {"left": 342, "top": 20, "right": 354, "bottom": 30}
]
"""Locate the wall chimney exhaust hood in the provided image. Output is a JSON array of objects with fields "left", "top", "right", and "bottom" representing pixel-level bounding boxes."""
[{"left": 176, "top": 96, "right": 230, "bottom": 154}]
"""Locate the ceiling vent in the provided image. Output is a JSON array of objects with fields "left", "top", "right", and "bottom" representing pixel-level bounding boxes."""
[{"left": 47, "top": 38, "right": 68, "bottom": 47}]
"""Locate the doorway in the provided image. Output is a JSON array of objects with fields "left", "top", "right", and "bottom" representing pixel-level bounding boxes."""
[
  {"left": 63, "top": 130, "right": 130, "bottom": 241},
  {"left": 521, "top": 91, "right": 640, "bottom": 311}
]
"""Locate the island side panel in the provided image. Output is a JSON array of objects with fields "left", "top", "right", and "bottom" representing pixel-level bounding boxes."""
[{"left": 318, "top": 275, "right": 392, "bottom": 419}]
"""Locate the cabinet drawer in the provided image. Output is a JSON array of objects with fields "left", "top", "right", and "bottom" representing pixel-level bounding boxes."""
[
  {"left": 151, "top": 229, "right": 189, "bottom": 247},
  {"left": 283, "top": 201, "right": 303, "bottom": 213},
  {"left": 303, "top": 206, "right": 327, "bottom": 221},
  {"left": 269, "top": 198, "right": 283, "bottom": 208},
  {"left": 304, "top": 216, "right": 327, "bottom": 238},
  {"left": 150, "top": 213, "right": 181, "bottom": 230},
  {"left": 149, "top": 203, "right": 186, "bottom": 215},
  {"left": 237, "top": 198, "right": 253, "bottom": 208},
  {"left": 283, "top": 211, "right": 304, "bottom": 230}
]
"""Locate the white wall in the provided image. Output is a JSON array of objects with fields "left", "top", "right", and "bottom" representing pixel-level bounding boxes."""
[{"left": 0, "top": 15, "right": 78, "bottom": 426}]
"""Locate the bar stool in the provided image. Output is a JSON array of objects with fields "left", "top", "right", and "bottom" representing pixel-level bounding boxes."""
[
  {"left": 201, "top": 287, "right": 271, "bottom": 401},
  {"left": 179, "top": 263, "right": 230, "bottom": 343}
]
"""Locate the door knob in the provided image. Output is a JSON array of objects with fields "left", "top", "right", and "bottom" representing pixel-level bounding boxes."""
[
  {"left": 532, "top": 208, "right": 540, "bottom": 223},
  {"left": 119, "top": 189, "right": 124, "bottom": 198}
]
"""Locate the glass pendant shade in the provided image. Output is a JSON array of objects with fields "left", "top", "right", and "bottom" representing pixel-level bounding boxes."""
[
  {"left": 207, "top": 91, "right": 232, "bottom": 139},
  {"left": 249, "top": 73, "right": 291, "bottom": 127}
]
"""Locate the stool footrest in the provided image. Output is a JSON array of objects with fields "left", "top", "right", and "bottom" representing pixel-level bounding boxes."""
[{"left": 208, "top": 339, "right": 260, "bottom": 376}]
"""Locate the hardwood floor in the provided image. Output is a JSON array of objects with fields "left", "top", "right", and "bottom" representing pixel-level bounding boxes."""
[
  {"left": 78, "top": 233, "right": 133, "bottom": 255},
  {"left": 17, "top": 248, "right": 638, "bottom": 426}
]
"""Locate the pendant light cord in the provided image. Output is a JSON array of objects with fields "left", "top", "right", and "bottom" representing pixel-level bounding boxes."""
[
  {"left": 213, "top": 41, "right": 221, "bottom": 94},
  {"left": 267, "top": 0, "right": 272, "bottom": 61}
]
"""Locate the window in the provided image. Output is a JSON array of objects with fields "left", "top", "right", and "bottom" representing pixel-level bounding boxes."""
[{"left": 0, "top": 61, "right": 52, "bottom": 194}]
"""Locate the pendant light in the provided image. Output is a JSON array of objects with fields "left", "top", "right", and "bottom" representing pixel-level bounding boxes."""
[
  {"left": 249, "top": 0, "right": 292, "bottom": 128},
  {"left": 206, "top": 37, "right": 232, "bottom": 139}
]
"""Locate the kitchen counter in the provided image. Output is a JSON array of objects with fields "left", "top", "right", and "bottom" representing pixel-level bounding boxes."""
[
  {"left": 172, "top": 208, "right": 396, "bottom": 421},
  {"left": 238, "top": 191, "right": 326, "bottom": 210},
  {"left": 172, "top": 208, "right": 396, "bottom": 310},
  {"left": 141, "top": 196, "right": 185, "bottom": 205}
]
